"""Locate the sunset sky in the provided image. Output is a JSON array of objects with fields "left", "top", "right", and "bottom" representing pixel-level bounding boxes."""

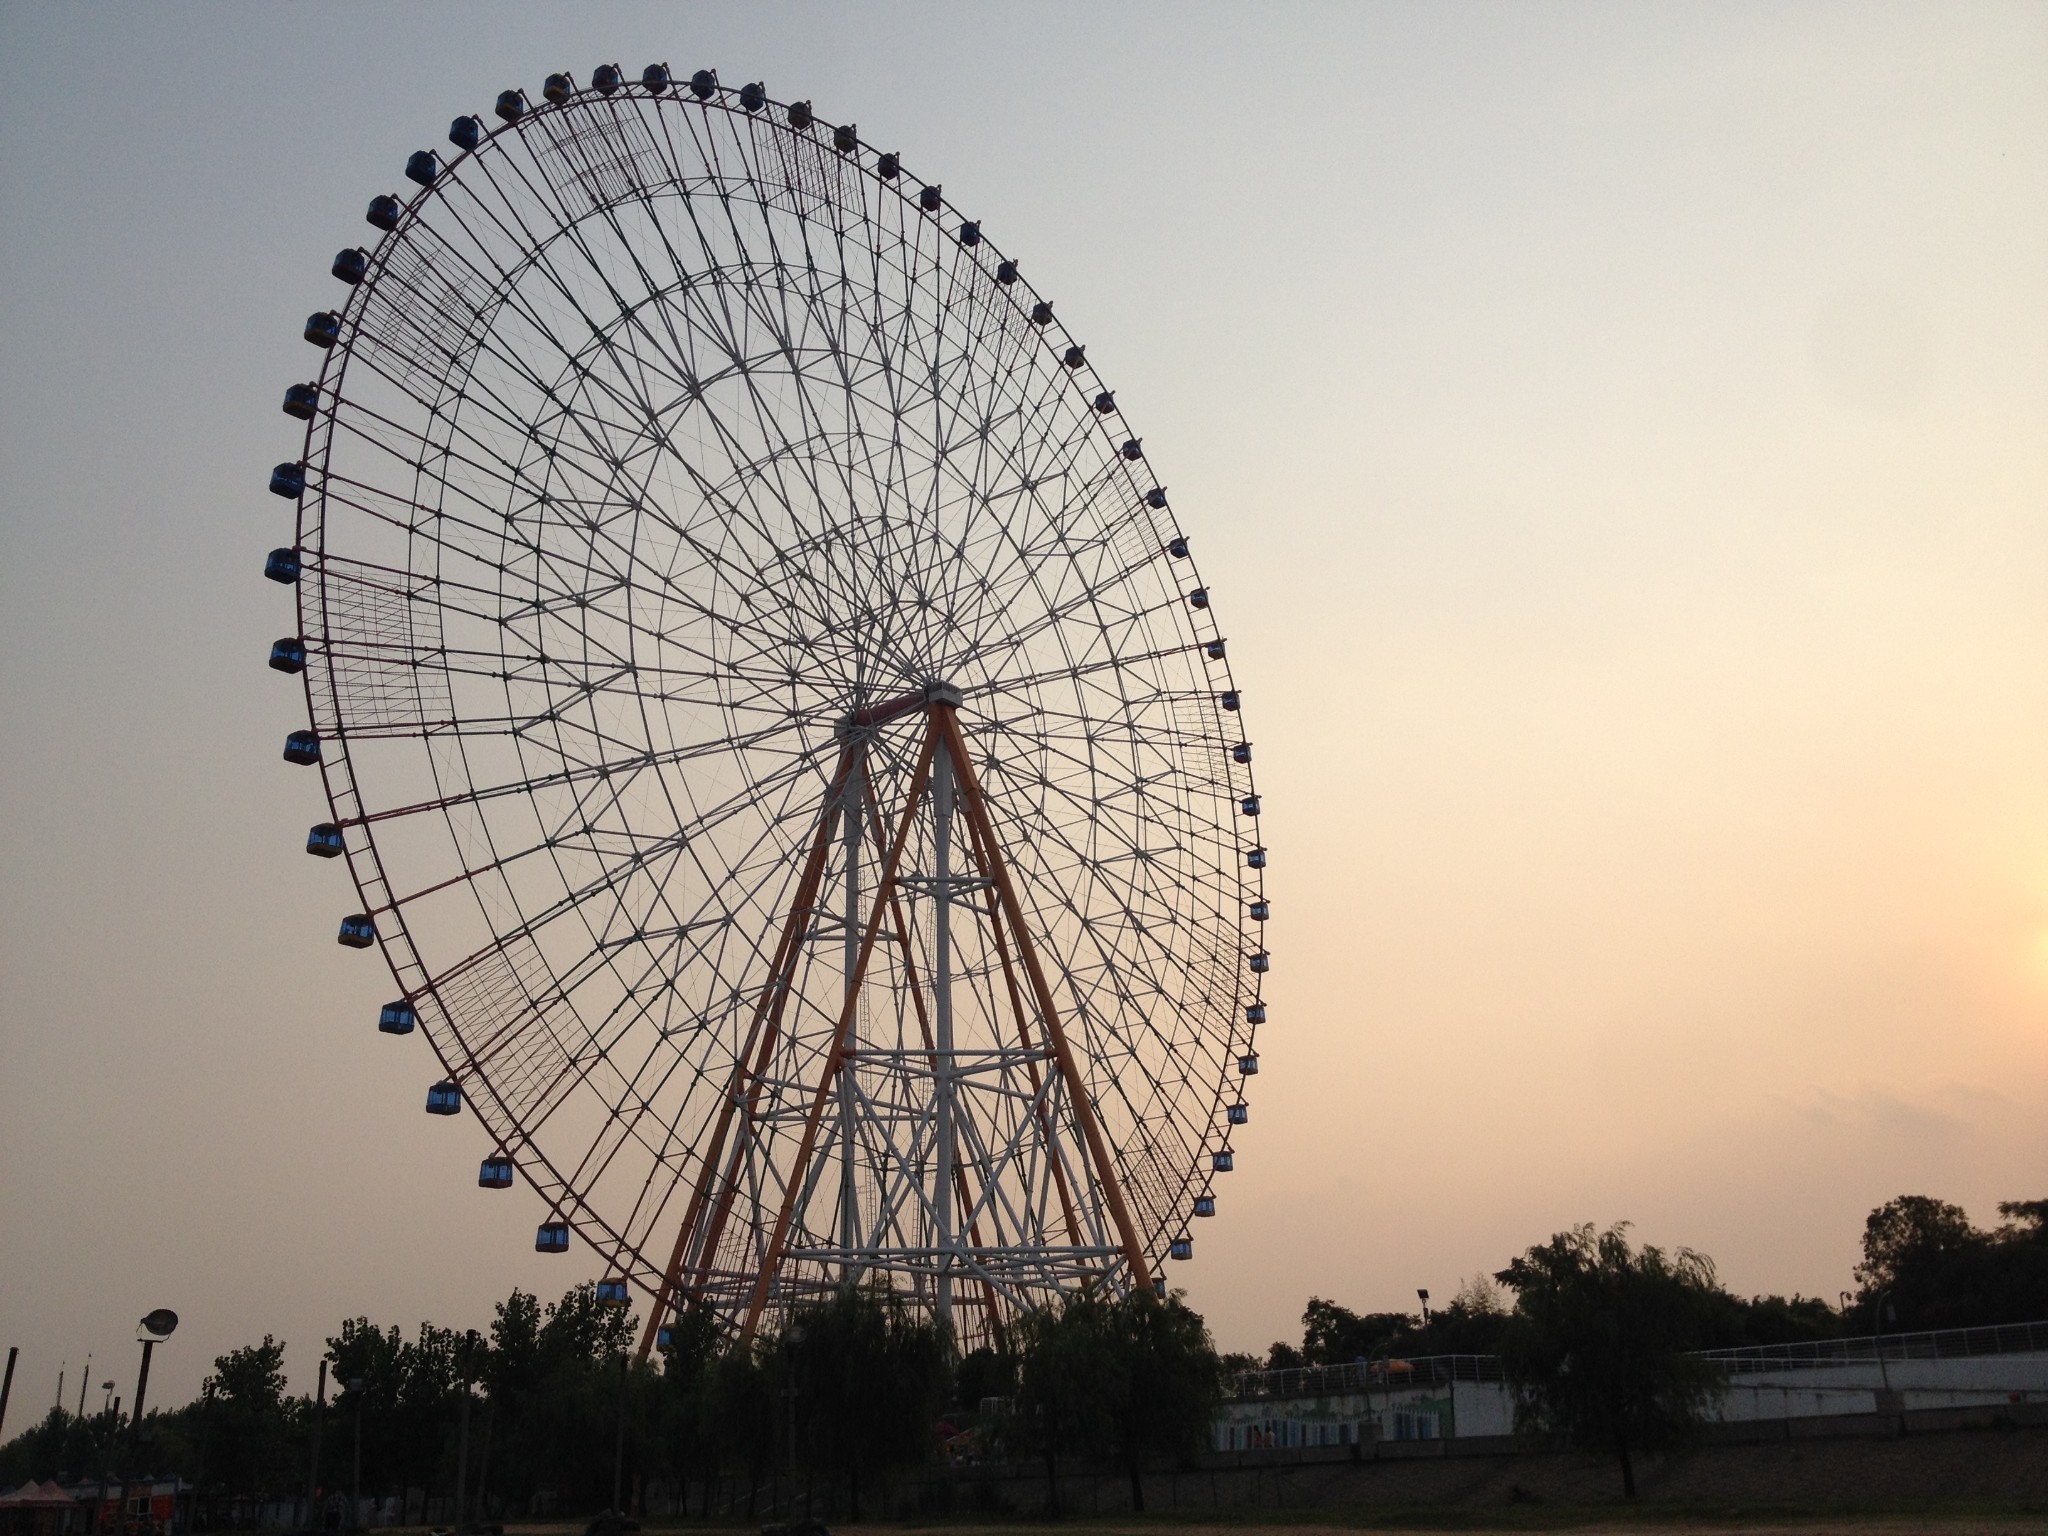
[{"left": 2, "top": 0, "right": 2043, "bottom": 1411}]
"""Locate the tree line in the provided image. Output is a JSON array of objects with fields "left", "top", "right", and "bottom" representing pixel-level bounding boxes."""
[{"left": 3, "top": 1189, "right": 2040, "bottom": 1515}]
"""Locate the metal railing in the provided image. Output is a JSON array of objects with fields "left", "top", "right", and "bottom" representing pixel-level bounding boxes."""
[
  {"left": 1698, "top": 1318, "right": 2048, "bottom": 1375},
  {"left": 1228, "top": 1354, "right": 1504, "bottom": 1400},
  {"left": 1227, "top": 1319, "right": 2048, "bottom": 1399}
]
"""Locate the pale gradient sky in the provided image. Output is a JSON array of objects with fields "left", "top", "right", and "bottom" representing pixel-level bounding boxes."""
[{"left": 2, "top": 1, "right": 2044, "bottom": 1412}]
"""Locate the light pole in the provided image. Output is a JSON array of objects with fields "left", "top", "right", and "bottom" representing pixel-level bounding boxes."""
[
  {"left": 1417, "top": 1290, "right": 1431, "bottom": 1325},
  {"left": 346, "top": 1378, "right": 365, "bottom": 1532},
  {"left": 304, "top": 1360, "right": 327, "bottom": 1531},
  {"left": 119, "top": 1310, "right": 178, "bottom": 1536},
  {"left": 1871, "top": 1290, "right": 1894, "bottom": 1398}
]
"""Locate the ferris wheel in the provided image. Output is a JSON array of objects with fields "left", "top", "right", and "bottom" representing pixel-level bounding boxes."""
[{"left": 262, "top": 64, "right": 1269, "bottom": 1349}]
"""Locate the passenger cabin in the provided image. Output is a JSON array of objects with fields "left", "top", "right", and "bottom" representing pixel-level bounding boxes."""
[
  {"left": 1246, "top": 1004, "right": 1267, "bottom": 1025},
  {"left": 1249, "top": 951, "right": 1270, "bottom": 973},
  {"left": 425, "top": 1080, "right": 461, "bottom": 1115},
  {"left": 1194, "top": 1196, "right": 1217, "bottom": 1218},
  {"left": 593, "top": 64, "right": 623, "bottom": 95},
  {"left": 378, "top": 1000, "right": 416, "bottom": 1034},
  {"left": 1169, "top": 1238, "right": 1194, "bottom": 1261},
  {"left": 269, "top": 638, "right": 307, "bottom": 674},
  {"left": 543, "top": 73, "right": 574, "bottom": 104},
  {"left": 404, "top": 150, "right": 439, "bottom": 187},
  {"left": 306, "top": 823, "right": 346, "bottom": 858},
  {"left": 366, "top": 194, "right": 402, "bottom": 231},
  {"left": 495, "top": 90, "right": 526, "bottom": 122},
  {"left": 1246, "top": 845, "right": 1266, "bottom": 868},
  {"left": 535, "top": 1221, "right": 570, "bottom": 1253},
  {"left": 283, "top": 383, "right": 319, "bottom": 419},
  {"left": 478, "top": 1155, "right": 514, "bottom": 1188},
  {"left": 282, "top": 729, "right": 321, "bottom": 764},
  {"left": 1213, "top": 1151, "right": 1235, "bottom": 1172},
  {"left": 1239, "top": 1053, "right": 1261, "bottom": 1075},
  {"left": 270, "top": 462, "right": 305, "bottom": 499},
  {"left": 449, "top": 115, "right": 483, "bottom": 151},
  {"left": 597, "top": 1279, "right": 630, "bottom": 1306},
  {"left": 1228, "top": 1102, "right": 1250, "bottom": 1126},
  {"left": 331, "top": 248, "right": 367, "bottom": 285},
  {"left": 337, "top": 913, "right": 376, "bottom": 948}
]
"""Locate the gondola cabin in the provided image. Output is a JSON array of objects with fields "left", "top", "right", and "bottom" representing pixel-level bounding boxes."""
[
  {"left": 425, "top": 1080, "right": 461, "bottom": 1115},
  {"left": 282, "top": 729, "right": 321, "bottom": 764},
  {"left": 1228, "top": 1102, "right": 1250, "bottom": 1126},
  {"left": 597, "top": 1279, "right": 630, "bottom": 1307},
  {"left": 269, "top": 638, "right": 307, "bottom": 674},
  {"left": 1238, "top": 1052, "right": 1260, "bottom": 1076},
  {"left": 478, "top": 1155, "right": 514, "bottom": 1188},
  {"left": 337, "top": 913, "right": 376, "bottom": 947},
  {"left": 1212, "top": 1151, "right": 1234, "bottom": 1173},
  {"left": 306, "top": 823, "right": 346, "bottom": 858},
  {"left": 1169, "top": 1238, "right": 1194, "bottom": 1261},
  {"left": 378, "top": 1000, "right": 416, "bottom": 1034},
  {"left": 1194, "top": 1195, "right": 1217, "bottom": 1218},
  {"left": 535, "top": 1220, "right": 570, "bottom": 1253}
]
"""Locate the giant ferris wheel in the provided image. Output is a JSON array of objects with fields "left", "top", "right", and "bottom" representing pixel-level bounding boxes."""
[{"left": 262, "top": 63, "right": 1270, "bottom": 1350}]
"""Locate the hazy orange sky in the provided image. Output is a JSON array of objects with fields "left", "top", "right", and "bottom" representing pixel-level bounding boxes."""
[{"left": 2, "top": 1, "right": 2044, "bottom": 1412}]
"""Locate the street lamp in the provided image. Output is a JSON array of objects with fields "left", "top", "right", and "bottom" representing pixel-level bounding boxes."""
[
  {"left": 1417, "top": 1289, "right": 1431, "bottom": 1324},
  {"left": 346, "top": 1378, "right": 366, "bottom": 1532},
  {"left": 116, "top": 1310, "right": 176, "bottom": 1535}
]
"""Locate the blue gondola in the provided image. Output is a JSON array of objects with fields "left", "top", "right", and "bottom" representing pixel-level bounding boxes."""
[
  {"left": 495, "top": 90, "right": 526, "bottom": 123},
  {"left": 918, "top": 183, "right": 942, "bottom": 212},
  {"left": 543, "top": 72, "right": 574, "bottom": 104},
  {"left": 282, "top": 729, "right": 321, "bottom": 764},
  {"left": 1249, "top": 951, "right": 1270, "bottom": 974},
  {"left": 304, "top": 311, "right": 341, "bottom": 348},
  {"left": 1146, "top": 487, "right": 1168, "bottom": 509},
  {"left": 1246, "top": 845, "right": 1266, "bottom": 869},
  {"left": 379, "top": 1000, "right": 417, "bottom": 1035},
  {"left": 958, "top": 220, "right": 980, "bottom": 247},
  {"left": 996, "top": 259, "right": 1018, "bottom": 284},
  {"left": 1241, "top": 795, "right": 1261, "bottom": 817},
  {"left": 283, "top": 382, "right": 320, "bottom": 419},
  {"left": 404, "top": 150, "right": 439, "bottom": 187},
  {"left": 1249, "top": 900, "right": 1269, "bottom": 922},
  {"left": 1221, "top": 690, "right": 1239, "bottom": 713},
  {"left": 331, "top": 248, "right": 367, "bottom": 285},
  {"left": 1213, "top": 1151, "right": 1235, "bottom": 1173},
  {"left": 1189, "top": 588, "right": 1209, "bottom": 609},
  {"left": 1120, "top": 438, "right": 1143, "bottom": 460},
  {"left": 478, "top": 1154, "right": 515, "bottom": 1188},
  {"left": 656, "top": 1325, "right": 675, "bottom": 1349},
  {"left": 1093, "top": 391, "right": 1115, "bottom": 414},
  {"left": 1232, "top": 742, "right": 1251, "bottom": 764},
  {"left": 1169, "top": 1238, "right": 1194, "bottom": 1261},
  {"left": 448, "top": 115, "right": 483, "bottom": 152},
  {"left": 1031, "top": 301, "right": 1055, "bottom": 327},
  {"left": 270, "top": 462, "right": 305, "bottom": 499},
  {"left": 269, "top": 638, "right": 307, "bottom": 673},
  {"left": 306, "top": 823, "right": 346, "bottom": 858},
  {"left": 366, "top": 193, "right": 402, "bottom": 232},
  {"left": 878, "top": 151, "right": 901, "bottom": 180},
  {"left": 787, "top": 100, "right": 813, "bottom": 129},
  {"left": 338, "top": 913, "right": 377, "bottom": 948},
  {"left": 642, "top": 64, "right": 672, "bottom": 94},
  {"left": 1208, "top": 640, "right": 1227, "bottom": 660},
  {"left": 593, "top": 64, "right": 623, "bottom": 96},
  {"left": 425, "top": 1080, "right": 461, "bottom": 1115},
  {"left": 833, "top": 123, "right": 856, "bottom": 152},
  {"left": 740, "top": 81, "right": 766, "bottom": 112},
  {"left": 535, "top": 1220, "right": 570, "bottom": 1253},
  {"left": 265, "top": 548, "right": 301, "bottom": 584},
  {"left": 1194, "top": 1196, "right": 1217, "bottom": 1218},
  {"left": 1228, "top": 1102, "right": 1250, "bottom": 1126},
  {"left": 1246, "top": 1004, "right": 1266, "bottom": 1025},
  {"left": 1238, "top": 1052, "right": 1260, "bottom": 1076},
  {"left": 691, "top": 70, "right": 718, "bottom": 101},
  {"left": 597, "top": 1278, "right": 630, "bottom": 1306},
  {"left": 1062, "top": 344, "right": 1086, "bottom": 368},
  {"left": 1169, "top": 535, "right": 1189, "bottom": 558}
]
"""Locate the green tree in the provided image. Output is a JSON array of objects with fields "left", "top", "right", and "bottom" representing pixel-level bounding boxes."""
[
  {"left": 1013, "top": 1292, "right": 1120, "bottom": 1514},
  {"left": 1850, "top": 1194, "right": 2048, "bottom": 1329},
  {"left": 202, "top": 1337, "right": 296, "bottom": 1497},
  {"left": 1495, "top": 1223, "right": 1725, "bottom": 1499},
  {"left": 1103, "top": 1290, "right": 1221, "bottom": 1511},
  {"left": 781, "top": 1282, "right": 950, "bottom": 1517}
]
